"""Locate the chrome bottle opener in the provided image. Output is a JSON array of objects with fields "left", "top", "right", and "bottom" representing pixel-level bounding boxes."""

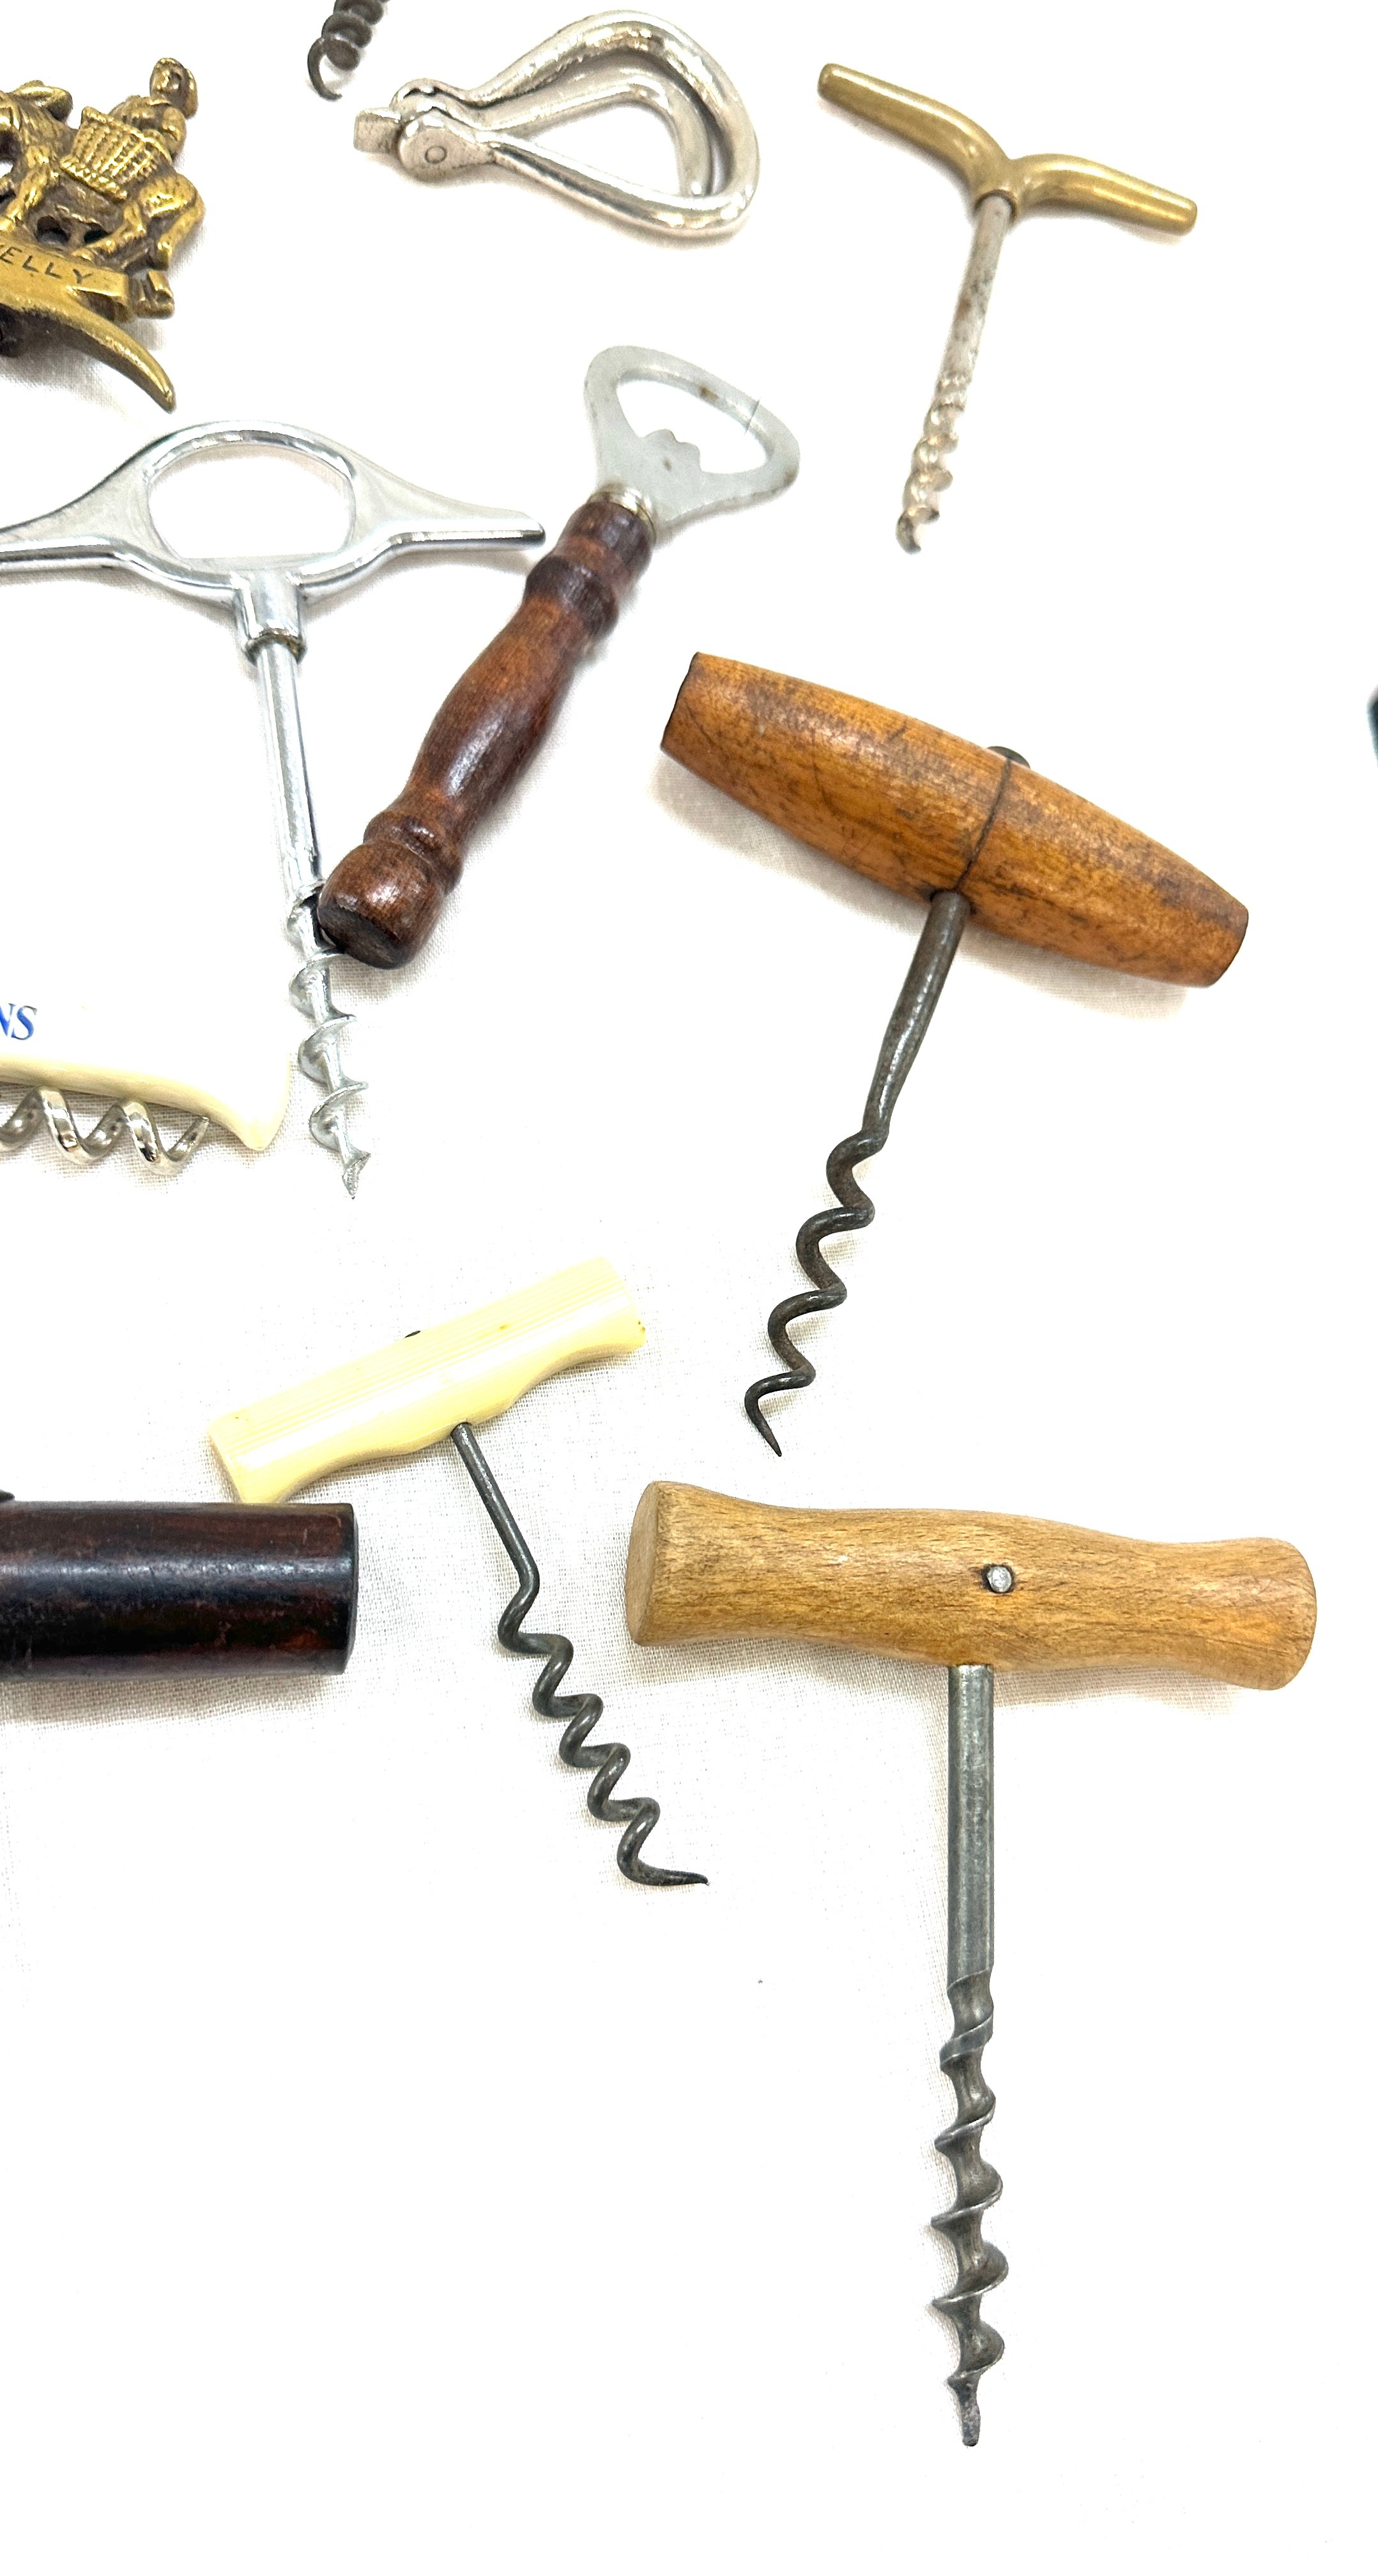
[
  {"left": 355, "top": 11, "right": 758, "bottom": 236},
  {"left": 0, "top": 422, "right": 542, "bottom": 1186}
]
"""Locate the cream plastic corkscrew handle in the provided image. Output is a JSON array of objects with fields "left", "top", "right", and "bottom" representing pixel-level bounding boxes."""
[
  {"left": 0, "top": 993, "right": 291, "bottom": 1149},
  {"left": 209, "top": 1257, "right": 645, "bottom": 1504}
]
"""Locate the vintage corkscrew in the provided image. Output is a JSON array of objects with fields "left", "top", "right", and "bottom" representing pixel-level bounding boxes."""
[
  {"left": 318, "top": 348, "right": 799, "bottom": 969},
  {"left": 1, "top": 1491, "right": 356, "bottom": 1678},
  {"left": 625, "top": 1478, "right": 1317, "bottom": 2440},
  {"left": 210, "top": 1260, "right": 703, "bottom": 1887},
  {"left": 1, "top": 989, "right": 291, "bottom": 1172},
  {"left": 354, "top": 12, "right": 757, "bottom": 236},
  {"left": 661, "top": 656, "right": 1248, "bottom": 1451},
  {"left": 0, "top": 422, "right": 541, "bottom": 1189},
  {"left": 817, "top": 66, "right": 1195, "bottom": 549},
  {"left": 309, "top": 3, "right": 387, "bottom": 100}
]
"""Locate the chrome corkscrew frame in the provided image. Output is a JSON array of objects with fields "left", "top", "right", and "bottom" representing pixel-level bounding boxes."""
[
  {"left": 355, "top": 11, "right": 758, "bottom": 236},
  {"left": 0, "top": 422, "right": 542, "bottom": 1191}
]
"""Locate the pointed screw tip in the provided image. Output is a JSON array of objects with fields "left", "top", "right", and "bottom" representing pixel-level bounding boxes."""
[
  {"left": 744, "top": 1396, "right": 783, "bottom": 1457},
  {"left": 621, "top": 1855, "right": 710, "bottom": 1889}
]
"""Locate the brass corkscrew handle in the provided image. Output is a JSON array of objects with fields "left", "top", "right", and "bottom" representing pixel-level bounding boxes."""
[{"left": 818, "top": 67, "right": 1197, "bottom": 229}]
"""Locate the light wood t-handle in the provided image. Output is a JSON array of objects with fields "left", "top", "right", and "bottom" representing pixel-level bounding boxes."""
[
  {"left": 625, "top": 1484, "right": 1316, "bottom": 1691},
  {"left": 210, "top": 1258, "right": 645, "bottom": 1505},
  {"left": 818, "top": 68, "right": 1197, "bottom": 230}
]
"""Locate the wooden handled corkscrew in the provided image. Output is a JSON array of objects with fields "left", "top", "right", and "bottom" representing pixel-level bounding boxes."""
[
  {"left": 625, "top": 1479, "right": 1317, "bottom": 2440},
  {"left": 317, "top": 347, "right": 799, "bottom": 969},
  {"left": 662, "top": 655, "right": 1248, "bottom": 1448}
]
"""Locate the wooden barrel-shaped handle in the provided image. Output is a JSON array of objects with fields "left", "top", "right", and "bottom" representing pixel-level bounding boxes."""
[
  {"left": 625, "top": 1483, "right": 1315, "bottom": 1690},
  {"left": 318, "top": 494, "right": 654, "bottom": 967},
  {"left": 662, "top": 656, "right": 1246, "bottom": 986}
]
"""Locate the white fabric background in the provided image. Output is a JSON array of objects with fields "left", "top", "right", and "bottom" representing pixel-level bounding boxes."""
[{"left": 1, "top": 1, "right": 1372, "bottom": 2564}]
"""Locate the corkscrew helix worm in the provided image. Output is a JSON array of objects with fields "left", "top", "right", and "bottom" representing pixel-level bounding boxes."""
[
  {"left": 309, "top": 3, "right": 387, "bottom": 100},
  {"left": 746, "top": 885, "right": 971, "bottom": 1453},
  {"left": 932, "top": 1964, "right": 1007, "bottom": 2446},
  {"left": 452, "top": 1426, "right": 706, "bottom": 1887},
  {"left": 0, "top": 1087, "right": 209, "bottom": 1170},
  {"left": 0, "top": 992, "right": 292, "bottom": 1173},
  {"left": 289, "top": 927, "right": 368, "bottom": 1188}
]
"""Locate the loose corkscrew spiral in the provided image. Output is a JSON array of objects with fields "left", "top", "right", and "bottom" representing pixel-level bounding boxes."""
[
  {"left": 0, "top": 1085, "right": 209, "bottom": 1170},
  {"left": 452, "top": 1425, "right": 705, "bottom": 1888},
  {"left": 745, "top": 887, "right": 970, "bottom": 1453},
  {"left": 308, "top": 1, "right": 386, "bottom": 99},
  {"left": 932, "top": 1968, "right": 1007, "bottom": 2445}
]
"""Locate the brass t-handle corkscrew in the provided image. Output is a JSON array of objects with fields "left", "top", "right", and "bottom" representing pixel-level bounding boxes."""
[
  {"left": 625, "top": 1480, "right": 1317, "bottom": 2441},
  {"left": 818, "top": 67, "right": 1196, "bottom": 548}
]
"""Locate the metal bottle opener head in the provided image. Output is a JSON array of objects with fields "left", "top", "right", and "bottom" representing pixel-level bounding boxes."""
[
  {"left": 585, "top": 346, "right": 800, "bottom": 539},
  {"left": 355, "top": 10, "right": 758, "bottom": 237}
]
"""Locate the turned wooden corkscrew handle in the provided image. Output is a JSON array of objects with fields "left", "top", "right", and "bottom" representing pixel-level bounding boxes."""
[
  {"left": 625, "top": 1484, "right": 1316, "bottom": 1690},
  {"left": 662, "top": 656, "right": 1248, "bottom": 986},
  {"left": 318, "top": 494, "right": 654, "bottom": 967}
]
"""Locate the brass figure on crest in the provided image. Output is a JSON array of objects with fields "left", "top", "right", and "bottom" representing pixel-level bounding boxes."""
[{"left": 0, "top": 57, "right": 203, "bottom": 410}]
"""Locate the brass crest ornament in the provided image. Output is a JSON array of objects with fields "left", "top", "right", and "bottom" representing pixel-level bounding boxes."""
[{"left": 0, "top": 57, "right": 203, "bottom": 410}]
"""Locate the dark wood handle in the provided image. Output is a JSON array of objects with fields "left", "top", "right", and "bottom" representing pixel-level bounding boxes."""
[
  {"left": 0, "top": 1501, "right": 357, "bottom": 1679},
  {"left": 318, "top": 494, "right": 654, "bottom": 967},
  {"left": 662, "top": 656, "right": 1248, "bottom": 986},
  {"left": 625, "top": 1484, "right": 1316, "bottom": 1690}
]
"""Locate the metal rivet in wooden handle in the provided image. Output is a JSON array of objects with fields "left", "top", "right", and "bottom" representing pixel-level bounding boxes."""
[
  {"left": 625, "top": 1484, "right": 1316, "bottom": 1691},
  {"left": 211, "top": 1257, "right": 645, "bottom": 1505},
  {"left": 662, "top": 656, "right": 1246, "bottom": 986}
]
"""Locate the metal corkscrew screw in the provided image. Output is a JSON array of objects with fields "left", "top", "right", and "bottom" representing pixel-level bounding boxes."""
[
  {"left": 0, "top": 1088, "right": 210, "bottom": 1170},
  {"left": 744, "top": 884, "right": 970, "bottom": 1451},
  {"left": 816, "top": 66, "right": 1196, "bottom": 549},
  {"left": 624, "top": 1478, "right": 1319, "bottom": 2441},
  {"left": 0, "top": 420, "right": 541, "bottom": 1188},
  {"left": 933, "top": 1660, "right": 1006, "bottom": 2443},
  {"left": 309, "top": 1, "right": 386, "bottom": 100},
  {"left": 453, "top": 1425, "right": 705, "bottom": 1886}
]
